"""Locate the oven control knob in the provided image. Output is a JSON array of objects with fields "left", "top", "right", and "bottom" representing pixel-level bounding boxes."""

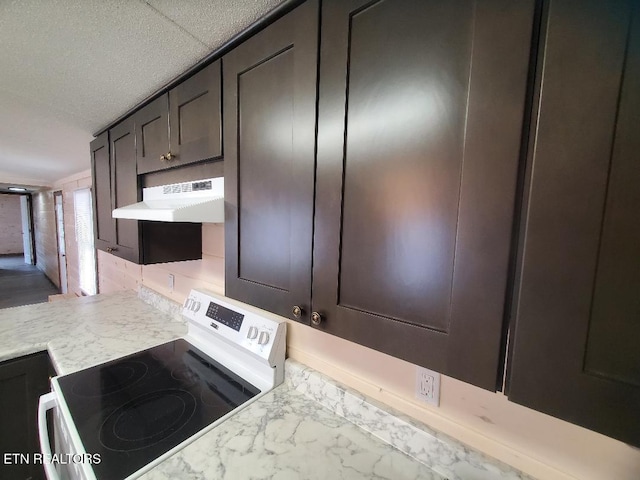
[
  {"left": 258, "top": 331, "right": 270, "bottom": 345},
  {"left": 187, "top": 300, "right": 199, "bottom": 312},
  {"left": 247, "top": 326, "right": 259, "bottom": 340}
]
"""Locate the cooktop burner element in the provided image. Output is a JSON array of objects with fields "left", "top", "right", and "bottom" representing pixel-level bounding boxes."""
[
  {"left": 170, "top": 365, "right": 200, "bottom": 386},
  {"left": 43, "top": 289, "right": 286, "bottom": 480},
  {"left": 71, "top": 360, "right": 148, "bottom": 397},
  {"left": 100, "top": 389, "right": 197, "bottom": 451}
]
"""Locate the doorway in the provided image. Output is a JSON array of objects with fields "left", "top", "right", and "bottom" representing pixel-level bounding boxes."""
[
  {"left": 54, "top": 191, "right": 68, "bottom": 294},
  {"left": 73, "top": 188, "right": 97, "bottom": 295},
  {"left": 19, "top": 195, "right": 35, "bottom": 265}
]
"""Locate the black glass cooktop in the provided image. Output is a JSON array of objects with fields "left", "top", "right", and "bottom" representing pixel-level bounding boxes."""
[{"left": 57, "top": 339, "right": 260, "bottom": 480}]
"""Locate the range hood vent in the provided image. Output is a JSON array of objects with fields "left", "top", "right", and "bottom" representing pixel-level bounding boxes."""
[{"left": 112, "top": 177, "right": 224, "bottom": 223}]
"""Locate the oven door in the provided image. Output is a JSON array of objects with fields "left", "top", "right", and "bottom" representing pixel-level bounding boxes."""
[{"left": 38, "top": 392, "right": 96, "bottom": 480}]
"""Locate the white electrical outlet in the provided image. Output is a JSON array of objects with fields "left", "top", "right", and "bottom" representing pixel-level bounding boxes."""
[
  {"left": 415, "top": 367, "right": 440, "bottom": 406},
  {"left": 168, "top": 274, "right": 175, "bottom": 291}
]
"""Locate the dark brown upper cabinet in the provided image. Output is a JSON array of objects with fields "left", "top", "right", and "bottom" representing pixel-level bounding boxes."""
[
  {"left": 109, "top": 117, "right": 140, "bottom": 263},
  {"left": 90, "top": 118, "right": 140, "bottom": 263},
  {"left": 91, "top": 118, "right": 203, "bottom": 266},
  {"left": 312, "top": 0, "right": 535, "bottom": 391},
  {"left": 90, "top": 131, "right": 115, "bottom": 252},
  {"left": 135, "top": 94, "right": 169, "bottom": 174},
  {"left": 136, "top": 61, "right": 222, "bottom": 174},
  {"left": 508, "top": 0, "right": 640, "bottom": 446},
  {"left": 170, "top": 62, "right": 222, "bottom": 167},
  {"left": 224, "top": 0, "right": 319, "bottom": 324}
]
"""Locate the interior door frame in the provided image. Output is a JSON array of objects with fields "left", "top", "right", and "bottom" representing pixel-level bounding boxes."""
[
  {"left": 19, "top": 194, "right": 35, "bottom": 265},
  {"left": 53, "top": 190, "right": 68, "bottom": 294}
]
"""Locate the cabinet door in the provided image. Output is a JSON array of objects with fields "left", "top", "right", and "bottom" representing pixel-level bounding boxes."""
[
  {"left": 169, "top": 60, "right": 222, "bottom": 167},
  {"left": 0, "top": 353, "right": 53, "bottom": 480},
  {"left": 135, "top": 94, "right": 170, "bottom": 174},
  {"left": 508, "top": 0, "right": 640, "bottom": 446},
  {"left": 110, "top": 117, "right": 140, "bottom": 263},
  {"left": 313, "top": 0, "right": 534, "bottom": 390},
  {"left": 224, "top": 0, "right": 318, "bottom": 323},
  {"left": 90, "top": 132, "right": 115, "bottom": 251}
]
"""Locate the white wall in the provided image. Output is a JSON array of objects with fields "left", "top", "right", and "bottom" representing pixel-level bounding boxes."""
[
  {"left": 32, "top": 189, "right": 59, "bottom": 286},
  {"left": 97, "top": 223, "right": 224, "bottom": 300},
  {"left": 0, "top": 194, "right": 24, "bottom": 255}
]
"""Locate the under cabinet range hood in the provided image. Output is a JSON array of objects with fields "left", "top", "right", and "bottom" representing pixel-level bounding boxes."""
[{"left": 112, "top": 177, "right": 224, "bottom": 223}]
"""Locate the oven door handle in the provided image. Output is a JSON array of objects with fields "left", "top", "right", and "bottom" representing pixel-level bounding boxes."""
[{"left": 38, "top": 392, "right": 61, "bottom": 480}]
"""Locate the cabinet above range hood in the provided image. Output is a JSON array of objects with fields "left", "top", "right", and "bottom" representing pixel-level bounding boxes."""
[{"left": 112, "top": 177, "right": 224, "bottom": 223}]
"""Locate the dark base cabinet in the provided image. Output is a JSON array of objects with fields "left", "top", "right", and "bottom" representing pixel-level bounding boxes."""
[
  {"left": 508, "top": 0, "right": 640, "bottom": 446},
  {"left": 0, "top": 352, "right": 54, "bottom": 480}
]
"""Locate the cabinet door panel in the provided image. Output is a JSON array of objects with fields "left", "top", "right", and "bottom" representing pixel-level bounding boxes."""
[
  {"left": 169, "top": 61, "right": 222, "bottom": 166},
  {"left": 110, "top": 117, "right": 140, "bottom": 263},
  {"left": 238, "top": 50, "right": 294, "bottom": 290},
  {"left": 339, "top": 0, "right": 472, "bottom": 330},
  {"left": 90, "top": 132, "right": 115, "bottom": 250},
  {"left": 0, "top": 353, "right": 52, "bottom": 480},
  {"left": 136, "top": 95, "right": 170, "bottom": 174},
  {"left": 313, "top": 0, "right": 534, "bottom": 389},
  {"left": 508, "top": 0, "right": 640, "bottom": 445},
  {"left": 224, "top": 0, "right": 318, "bottom": 323}
]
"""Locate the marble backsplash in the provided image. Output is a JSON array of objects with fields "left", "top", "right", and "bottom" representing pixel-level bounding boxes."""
[{"left": 138, "top": 284, "right": 185, "bottom": 322}]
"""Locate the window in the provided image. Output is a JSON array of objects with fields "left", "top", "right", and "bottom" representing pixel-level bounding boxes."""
[{"left": 74, "top": 188, "right": 96, "bottom": 295}]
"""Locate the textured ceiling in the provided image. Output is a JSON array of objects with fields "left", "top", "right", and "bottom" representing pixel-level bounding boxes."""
[{"left": 0, "top": 0, "right": 284, "bottom": 190}]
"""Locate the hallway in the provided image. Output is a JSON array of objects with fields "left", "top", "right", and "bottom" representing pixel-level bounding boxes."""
[{"left": 0, "top": 255, "right": 60, "bottom": 309}]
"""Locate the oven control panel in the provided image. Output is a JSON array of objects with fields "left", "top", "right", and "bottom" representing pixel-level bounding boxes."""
[
  {"left": 205, "top": 302, "right": 244, "bottom": 331},
  {"left": 182, "top": 289, "right": 286, "bottom": 367}
]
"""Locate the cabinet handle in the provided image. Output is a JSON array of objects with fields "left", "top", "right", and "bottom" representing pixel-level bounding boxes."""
[
  {"left": 106, "top": 247, "right": 112, "bottom": 253},
  {"left": 292, "top": 305, "right": 302, "bottom": 318},
  {"left": 166, "top": 152, "right": 176, "bottom": 161},
  {"left": 311, "top": 312, "right": 322, "bottom": 326},
  {"left": 160, "top": 154, "right": 167, "bottom": 161}
]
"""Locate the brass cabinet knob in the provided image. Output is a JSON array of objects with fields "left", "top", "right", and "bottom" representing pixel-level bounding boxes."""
[
  {"left": 106, "top": 247, "right": 112, "bottom": 253},
  {"left": 166, "top": 152, "right": 176, "bottom": 161},
  {"left": 160, "top": 154, "right": 167, "bottom": 161},
  {"left": 292, "top": 305, "right": 302, "bottom": 318},
  {"left": 311, "top": 312, "right": 322, "bottom": 326}
]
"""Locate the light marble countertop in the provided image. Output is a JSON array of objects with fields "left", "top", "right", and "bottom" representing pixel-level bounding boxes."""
[
  {"left": 0, "top": 289, "right": 531, "bottom": 480},
  {"left": 0, "top": 289, "right": 186, "bottom": 375}
]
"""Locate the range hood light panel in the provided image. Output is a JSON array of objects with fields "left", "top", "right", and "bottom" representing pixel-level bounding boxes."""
[{"left": 112, "top": 177, "right": 224, "bottom": 223}]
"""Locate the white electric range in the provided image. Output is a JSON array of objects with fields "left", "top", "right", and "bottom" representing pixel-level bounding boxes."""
[{"left": 38, "top": 289, "right": 286, "bottom": 480}]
